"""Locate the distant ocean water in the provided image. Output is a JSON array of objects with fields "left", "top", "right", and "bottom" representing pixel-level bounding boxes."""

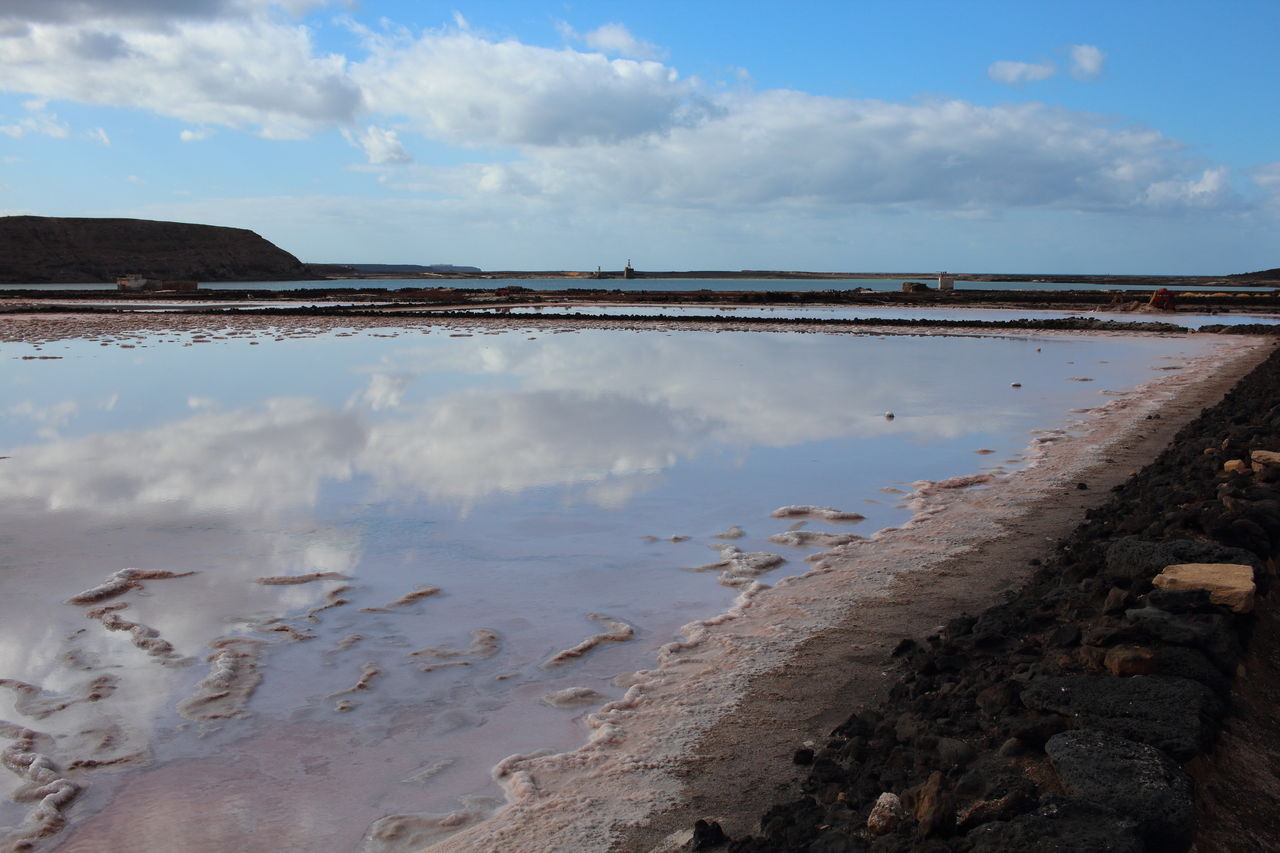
[{"left": 0, "top": 277, "right": 1272, "bottom": 293}]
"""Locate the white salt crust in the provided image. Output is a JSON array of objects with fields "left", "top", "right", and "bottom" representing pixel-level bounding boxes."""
[
  {"left": 0, "top": 722, "right": 80, "bottom": 849},
  {"left": 769, "top": 505, "right": 866, "bottom": 522},
  {"left": 542, "top": 616, "right": 635, "bottom": 668},
  {"left": 175, "top": 637, "right": 267, "bottom": 721}
]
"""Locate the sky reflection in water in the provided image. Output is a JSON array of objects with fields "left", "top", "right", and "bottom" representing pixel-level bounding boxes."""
[{"left": 0, "top": 324, "right": 1218, "bottom": 850}]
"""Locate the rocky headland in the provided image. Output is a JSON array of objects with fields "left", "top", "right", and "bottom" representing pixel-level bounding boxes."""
[
  {"left": 693, "top": 347, "right": 1280, "bottom": 853},
  {"left": 0, "top": 215, "right": 309, "bottom": 283}
]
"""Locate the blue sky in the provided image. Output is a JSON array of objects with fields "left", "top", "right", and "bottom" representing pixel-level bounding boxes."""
[{"left": 1, "top": 0, "right": 1276, "bottom": 273}]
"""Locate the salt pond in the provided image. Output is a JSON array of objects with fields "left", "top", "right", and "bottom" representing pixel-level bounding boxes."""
[{"left": 0, "top": 320, "right": 1242, "bottom": 851}]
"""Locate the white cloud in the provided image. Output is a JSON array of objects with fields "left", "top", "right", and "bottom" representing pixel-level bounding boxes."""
[
  {"left": 1070, "top": 44, "right": 1105, "bottom": 80},
  {"left": 0, "top": 14, "right": 363, "bottom": 139},
  {"left": 127, "top": 174, "right": 146, "bottom": 184},
  {"left": 351, "top": 29, "right": 700, "bottom": 146},
  {"left": 0, "top": 11, "right": 693, "bottom": 147},
  {"left": 988, "top": 60, "right": 1056, "bottom": 84},
  {"left": 179, "top": 128, "right": 212, "bottom": 142},
  {"left": 0, "top": 109, "right": 69, "bottom": 139},
  {"left": 0, "top": 0, "right": 232, "bottom": 24},
  {"left": 581, "top": 23, "right": 664, "bottom": 60},
  {"left": 1143, "top": 166, "right": 1232, "bottom": 208},
  {"left": 88, "top": 126, "right": 111, "bottom": 145},
  {"left": 343, "top": 124, "right": 412, "bottom": 164},
  {"left": 1248, "top": 161, "right": 1280, "bottom": 192},
  {"left": 420, "top": 92, "right": 1232, "bottom": 215},
  {"left": 0, "top": 0, "right": 335, "bottom": 25}
]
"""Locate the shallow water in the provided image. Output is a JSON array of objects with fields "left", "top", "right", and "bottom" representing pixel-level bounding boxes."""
[{"left": 0, "top": 323, "right": 1225, "bottom": 851}]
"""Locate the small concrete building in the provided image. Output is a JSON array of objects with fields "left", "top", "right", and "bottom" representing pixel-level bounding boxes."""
[{"left": 937, "top": 271, "right": 955, "bottom": 291}]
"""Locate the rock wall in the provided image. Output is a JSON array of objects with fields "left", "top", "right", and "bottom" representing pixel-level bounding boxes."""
[
  {"left": 704, "top": 346, "right": 1280, "bottom": 853},
  {"left": 0, "top": 216, "right": 310, "bottom": 283}
]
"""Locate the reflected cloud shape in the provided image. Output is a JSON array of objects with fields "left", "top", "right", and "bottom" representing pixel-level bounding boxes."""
[
  {"left": 351, "top": 372, "right": 414, "bottom": 411},
  {"left": 0, "top": 333, "right": 1028, "bottom": 521},
  {"left": 360, "top": 389, "right": 703, "bottom": 507},
  {"left": 2, "top": 398, "right": 365, "bottom": 517},
  {"left": 371, "top": 331, "right": 1018, "bottom": 453},
  {"left": 7, "top": 399, "right": 80, "bottom": 435}
]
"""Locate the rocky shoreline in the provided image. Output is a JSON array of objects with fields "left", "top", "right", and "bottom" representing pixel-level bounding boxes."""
[{"left": 693, "top": 348, "right": 1280, "bottom": 852}]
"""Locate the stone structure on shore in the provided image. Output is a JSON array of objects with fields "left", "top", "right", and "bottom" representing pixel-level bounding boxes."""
[
  {"left": 709, "top": 346, "right": 1280, "bottom": 852},
  {"left": 0, "top": 215, "right": 309, "bottom": 283}
]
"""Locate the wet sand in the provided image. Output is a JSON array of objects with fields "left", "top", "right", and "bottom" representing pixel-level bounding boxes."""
[{"left": 0, "top": 312, "right": 1271, "bottom": 852}]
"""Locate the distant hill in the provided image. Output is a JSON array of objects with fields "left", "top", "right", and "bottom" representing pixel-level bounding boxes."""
[
  {"left": 1228, "top": 267, "right": 1280, "bottom": 281},
  {"left": 0, "top": 216, "right": 310, "bottom": 283},
  {"left": 347, "top": 263, "right": 482, "bottom": 274}
]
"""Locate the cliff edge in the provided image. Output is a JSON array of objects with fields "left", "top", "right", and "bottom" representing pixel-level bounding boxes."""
[{"left": 0, "top": 216, "right": 309, "bottom": 283}]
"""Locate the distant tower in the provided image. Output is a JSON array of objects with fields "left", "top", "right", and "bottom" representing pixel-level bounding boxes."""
[
  {"left": 937, "top": 271, "right": 955, "bottom": 291},
  {"left": 623, "top": 258, "right": 635, "bottom": 279}
]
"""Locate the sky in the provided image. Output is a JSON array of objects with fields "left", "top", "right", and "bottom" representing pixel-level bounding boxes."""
[{"left": 0, "top": 0, "right": 1277, "bottom": 274}]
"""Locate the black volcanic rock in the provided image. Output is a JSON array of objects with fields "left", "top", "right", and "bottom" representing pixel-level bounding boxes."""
[
  {"left": 1045, "top": 730, "right": 1193, "bottom": 849},
  {"left": 1019, "top": 675, "right": 1221, "bottom": 760},
  {"left": 0, "top": 215, "right": 309, "bottom": 283}
]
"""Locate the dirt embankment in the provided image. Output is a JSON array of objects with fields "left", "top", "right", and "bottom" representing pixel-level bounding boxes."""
[{"left": 696, "top": 347, "right": 1280, "bottom": 853}]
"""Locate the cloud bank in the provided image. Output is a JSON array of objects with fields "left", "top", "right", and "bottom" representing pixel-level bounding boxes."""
[
  {"left": 0, "top": 6, "right": 1247, "bottom": 218},
  {"left": 422, "top": 93, "right": 1234, "bottom": 214}
]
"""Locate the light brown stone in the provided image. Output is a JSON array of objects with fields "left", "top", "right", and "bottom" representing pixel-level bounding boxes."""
[
  {"left": 1223, "top": 459, "right": 1249, "bottom": 474},
  {"left": 1153, "top": 563, "right": 1256, "bottom": 613},
  {"left": 907, "top": 770, "right": 947, "bottom": 835},
  {"left": 1104, "top": 645, "right": 1158, "bottom": 677},
  {"left": 1250, "top": 450, "right": 1280, "bottom": 466}
]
